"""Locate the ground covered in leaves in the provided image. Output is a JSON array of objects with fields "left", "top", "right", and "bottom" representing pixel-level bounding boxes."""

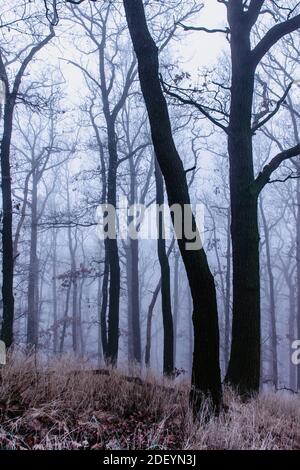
[{"left": 0, "top": 355, "right": 299, "bottom": 450}]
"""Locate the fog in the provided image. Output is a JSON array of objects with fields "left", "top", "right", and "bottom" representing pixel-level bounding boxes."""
[{"left": 0, "top": 0, "right": 300, "bottom": 398}]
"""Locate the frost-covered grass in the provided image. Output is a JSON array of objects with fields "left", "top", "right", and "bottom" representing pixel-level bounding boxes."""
[{"left": 0, "top": 353, "right": 299, "bottom": 450}]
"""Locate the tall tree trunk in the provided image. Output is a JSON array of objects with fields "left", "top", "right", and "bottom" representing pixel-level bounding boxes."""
[
  {"left": 126, "top": 243, "right": 134, "bottom": 364},
  {"left": 0, "top": 27, "right": 54, "bottom": 347},
  {"left": 145, "top": 279, "right": 161, "bottom": 368},
  {"left": 26, "top": 174, "right": 39, "bottom": 349},
  {"left": 78, "top": 276, "right": 85, "bottom": 356},
  {"left": 288, "top": 280, "right": 296, "bottom": 391},
  {"left": 225, "top": 15, "right": 260, "bottom": 395},
  {"left": 52, "top": 230, "right": 58, "bottom": 354},
  {"left": 188, "top": 289, "right": 193, "bottom": 375},
  {"left": 144, "top": 240, "right": 175, "bottom": 368},
  {"left": 89, "top": 106, "right": 109, "bottom": 361},
  {"left": 66, "top": 179, "right": 78, "bottom": 355},
  {"left": 155, "top": 157, "right": 174, "bottom": 376},
  {"left": 97, "top": 271, "right": 103, "bottom": 366},
  {"left": 127, "top": 156, "right": 141, "bottom": 364},
  {"left": 68, "top": 229, "right": 78, "bottom": 355},
  {"left": 106, "top": 121, "right": 120, "bottom": 365},
  {"left": 224, "top": 208, "right": 231, "bottom": 371},
  {"left": 59, "top": 282, "right": 71, "bottom": 355},
  {"left": 123, "top": 0, "right": 222, "bottom": 413},
  {"left": 0, "top": 99, "right": 15, "bottom": 347},
  {"left": 100, "top": 240, "right": 109, "bottom": 360},
  {"left": 260, "top": 198, "right": 278, "bottom": 388},
  {"left": 173, "top": 251, "right": 180, "bottom": 367}
]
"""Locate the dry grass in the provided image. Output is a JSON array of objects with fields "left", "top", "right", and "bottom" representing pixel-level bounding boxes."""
[{"left": 0, "top": 353, "right": 299, "bottom": 450}]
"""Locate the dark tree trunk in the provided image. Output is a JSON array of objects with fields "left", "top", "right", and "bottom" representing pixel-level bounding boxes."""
[
  {"left": 225, "top": 11, "right": 260, "bottom": 395},
  {"left": 0, "top": 99, "right": 15, "bottom": 348},
  {"left": 173, "top": 251, "right": 180, "bottom": 367},
  {"left": 89, "top": 106, "right": 109, "bottom": 361},
  {"left": 106, "top": 121, "right": 120, "bottom": 365},
  {"left": 123, "top": 0, "right": 222, "bottom": 413},
  {"left": 224, "top": 209, "right": 231, "bottom": 370},
  {"left": 144, "top": 239, "right": 175, "bottom": 368},
  {"left": 97, "top": 271, "right": 103, "bottom": 366},
  {"left": 155, "top": 157, "right": 174, "bottom": 376},
  {"left": 145, "top": 279, "right": 161, "bottom": 368},
  {"left": 100, "top": 240, "right": 109, "bottom": 360}
]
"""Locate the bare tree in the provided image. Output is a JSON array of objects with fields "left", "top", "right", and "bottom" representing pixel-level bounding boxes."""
[{"left": 0, "top": 3, "right": 55, "bottom": 346}]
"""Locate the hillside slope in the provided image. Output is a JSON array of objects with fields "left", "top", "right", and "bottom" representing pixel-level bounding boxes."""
[{"left": 0, "top": 355, "right": 299, "bottom": 450}]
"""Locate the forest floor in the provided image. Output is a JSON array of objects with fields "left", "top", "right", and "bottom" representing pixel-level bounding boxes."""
[{"left": 0, "top": 354, "right": 299, "bottom": 450}]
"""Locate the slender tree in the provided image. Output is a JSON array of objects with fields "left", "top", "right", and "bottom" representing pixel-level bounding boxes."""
[{"left": 0, "top": 23, "right": 54, "bottom": 346}]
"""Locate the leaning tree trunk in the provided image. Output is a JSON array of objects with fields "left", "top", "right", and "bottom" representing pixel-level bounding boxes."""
[
  {"left": 145, "top": 279, "right": 161, "bottom": 368},
  {"left": 155, "top": 157, "right": 174, "bottom": 376},
  {"left": 123, "top": 0, "right": 222, "bottom": 414},
  {"left": 0, "top": 98, "right": 15, "bottom": 348}
]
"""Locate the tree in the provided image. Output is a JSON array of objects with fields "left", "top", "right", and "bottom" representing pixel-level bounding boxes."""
[
  {"left": 0, "top": 6, "right": 55, "bottom": 347},
  {"left": 123, "top": 0, "right": 222, "bottom": 414},
  {"left": 67, "top": 1, "right": 136, "bottom": 365},
  {"left": 163, "top": 0, "right": 300, "bottom": 396}
]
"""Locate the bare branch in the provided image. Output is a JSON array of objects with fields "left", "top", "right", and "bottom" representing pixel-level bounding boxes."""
[
  {"left": 161, "top": 77, "right": 229, "bottom": 133},
  {"left": 252, "top": 13, "right": 300, "bottom": 67},
  {"left": 252, "top": 81, "right": 293, "bottom": 133},
  {"left": 252, "top": 144, "right": 300, "bottom": 195}
]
